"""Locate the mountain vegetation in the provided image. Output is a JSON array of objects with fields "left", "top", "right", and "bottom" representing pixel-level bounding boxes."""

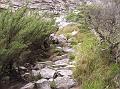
[
  {"left": 0, "top": 7, "right": 56, "bottom": 83},
  {"left": 0, "top": 0, "right": 120, "bottom": 89}
]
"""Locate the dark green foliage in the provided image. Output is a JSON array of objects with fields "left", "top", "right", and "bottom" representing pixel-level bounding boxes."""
[{"left": 0, "top": 7, "right": 56, "bottom": 81}]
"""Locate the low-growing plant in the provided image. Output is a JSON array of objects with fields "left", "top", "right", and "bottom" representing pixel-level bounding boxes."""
[{"left": 50, "top": 80, "right": 57, "bottom": 89}]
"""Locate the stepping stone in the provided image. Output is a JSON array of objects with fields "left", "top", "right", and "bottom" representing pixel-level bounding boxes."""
[
  {"left": 55, "top": 58, "right": 69, "bottom": 66},
  {"left": 57, "top": 69, "right": 73, "bottom": 76},
  {"left": 40, "top": 67, "right": 56, "bottom": 79},
  {"left": 54, "top": 76, "right": 76, "bottom": 89}
]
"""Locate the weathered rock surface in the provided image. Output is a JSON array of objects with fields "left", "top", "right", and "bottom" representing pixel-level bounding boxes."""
[
  {"left": 57, "top": 69, "right": 73, "bottom": 76},
  {"left": 20, "top": 83, "right": 34, "bottom": 89},
  {"left": 40, "top": 67, "right": 56, "bottom": 79},
  {"left": 33, "top": 63, "right": 45, "bottom": 70},
  {"left": 17, "top": 16, "right": 78, "bottom": 89},
  {"left": 32, "top": 70, "right": 41, "bottom": 77},
  {"left": 52, "top": 54, "right": 68, "bottom": 61},
  {"left": 35, "top": 79, "right": 51, "bottom": 89},
  {"left": 55, "top": 58, "right": 69, "bottom": 66},
  {"left": 0, "top": 0, "right": 83, "bottom": 14},
  {"left": 63, "top": 47, "right": 74, "bottom": 53},
  {"left": 54, "top": 76, "right": 76, "bottom": 89}
]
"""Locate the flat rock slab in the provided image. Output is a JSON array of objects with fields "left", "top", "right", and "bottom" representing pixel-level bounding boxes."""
[
  {"left": 40, "top": 67, "right": 56, "bottom": 79},
  {"left": 55, "top": 58, "right": 69, "bottom": 66},
  {"left": 52, "top": 54, "right": 68, "bottom": 62}
]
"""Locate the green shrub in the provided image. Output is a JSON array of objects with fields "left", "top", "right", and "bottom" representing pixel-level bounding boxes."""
[{"left": 0, "top": 7, "right": 56, "bottom": 81}]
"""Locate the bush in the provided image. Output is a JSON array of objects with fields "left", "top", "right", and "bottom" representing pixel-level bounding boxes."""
[{"left": 0, "top": 7, "right": 56, "bottom": 81}]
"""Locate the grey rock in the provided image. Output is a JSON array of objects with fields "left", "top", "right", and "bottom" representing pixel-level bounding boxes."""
[
  {"left": 0, "top": 4, "right": 9, "bottom": 9},
  {"left": 55, "top": 58, "right": 69, "bottom": 66},
  {"left": 28, "top": 3, "right": 40, "bottom": 9},
  {"left": 40, "top": 67, "right": 56, "bottom": 79},
  {"left": 63, "top": 47, "right": 74, "bottom": 53},
  {"left": 35, "top": 79, "right": 51, "bottom": 89},
  {"left": 52, "top": 54, "right": 68, "bottom": 61},
  {"left": 36, "top": 61, "right": 53, "bottom": 67},
  {"left": 54, "top": 76, "right": 76, "bottom": 89},
  {"left": 20, "top": 82, "right": 34, "bottom": 89},
  {"left": 10, "top": 0, "right": 23, "bottom": 6},
  {"left": 65, "top": 65, "right": 75, "bottom": 69},
  {"left": 33, "top": 63, "right": 45, "bottom": 70},
  {"left": 44, "top": 61, "right": 53, "bottom": 66},
  {"left": 31, "top": 70, "right": 41, "bottom": 77},
  {"left": 57, "top": 69, "right": 73, "bottom": 76},
  {"left": 58, "top": 34, "right": 67, "bottom": 43}
]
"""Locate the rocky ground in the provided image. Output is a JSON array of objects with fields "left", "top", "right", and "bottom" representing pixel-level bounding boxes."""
[
  {"left": 14, "top": 32, "right": 78, "bottom": 89},
  {"left": 0, "top": 0, "right": 81, "bottom": 14},
  {"left": 3, "top": 15, "right": 79, "bottom": 89}
]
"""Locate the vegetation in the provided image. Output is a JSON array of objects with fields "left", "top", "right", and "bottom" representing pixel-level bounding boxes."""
[
  {"left": 88, "top": 0, "right": 120, "bottom": 63},
  {"left": 58, "top": 2, "right": 120, "bottom": 89},
  {"left": 0, "top": 1, "right": 120, "bottom": 89},
  {"left": 0, "top": 7, "right": 56, "bottom": 82}
]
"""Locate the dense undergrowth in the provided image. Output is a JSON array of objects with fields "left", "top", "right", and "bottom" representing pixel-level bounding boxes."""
[
  {"left": 57, "top": 4, "right": 120, "bottom": 89},
  {"left": 0, "top": 7, "right": 56, "bottom": 83}
]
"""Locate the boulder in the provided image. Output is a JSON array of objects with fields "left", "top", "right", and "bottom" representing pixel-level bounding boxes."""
[
  {"left": 20, "top": 83, "right": 34, "bottom": 89},
  {"left": 35, "top": 79, "right": 51, "bottom": 89},
  {"left": 54, "top": 76, "right": 76, "bottom": 89},
  {"left": 40, "top": 67, "right": 56, "bottom": 79}
]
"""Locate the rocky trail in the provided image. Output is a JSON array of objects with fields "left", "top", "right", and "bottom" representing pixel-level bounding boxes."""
[
  {"left": 7, "top": 15, "right": 79, "bottom": 89},
  {"left": 19, "top": 31, "right": 78, "bottom": 89}
]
